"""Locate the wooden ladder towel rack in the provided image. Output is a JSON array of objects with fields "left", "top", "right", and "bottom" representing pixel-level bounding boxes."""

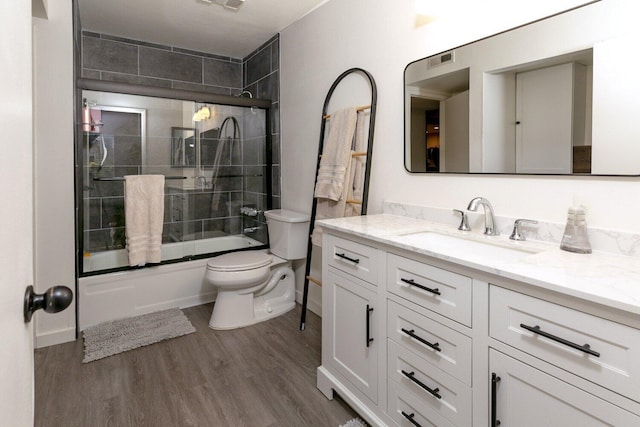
[{"left": 300, "top": 68, "right": 377, "bottom": 331}]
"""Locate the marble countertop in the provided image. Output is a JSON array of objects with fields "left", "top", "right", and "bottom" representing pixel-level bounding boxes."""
[{"left": 318, "top": 214, "right": 640, "bottom": 316}]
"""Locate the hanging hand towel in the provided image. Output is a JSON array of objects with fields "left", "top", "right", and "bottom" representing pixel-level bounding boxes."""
[
  {"left": 345, "top": 111, "right": 367, "bottom": 217},
  {"left": 310, "top": 155, "right": 356, "bottom": 246},
  {"left": 124, "top": 175, "right": 165, "bottom": 267},
  {"left": 314, "top": 107, "right": 358, "bottom": 201}
]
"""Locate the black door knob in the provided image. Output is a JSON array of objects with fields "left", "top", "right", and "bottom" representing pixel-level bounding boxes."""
[{"left": 24, "top": 285, "right": 73, "bottom": 323}]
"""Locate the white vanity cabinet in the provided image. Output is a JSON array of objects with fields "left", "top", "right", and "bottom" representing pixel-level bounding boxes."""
[
  {"left": 386, "top": 252, "right": 473, "bottom": 427},
  {"left": 319, "top": 233, "right": 383, "bottom": 412},
  {"left": 489, "top": 284, "right": 640, "bottom": 426},
  {"left": 323, "top": 268, "right": 379, "bottom": 402},
  {"left": 489, "top": 349, "right": 640, "bottom": 426},
  {"left": 317, "top": 224, "right": 640, "bottom": 426}
]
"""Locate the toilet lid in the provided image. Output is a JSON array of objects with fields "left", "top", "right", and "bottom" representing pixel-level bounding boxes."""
[{"left": 207, "top": 251, "right": 271, "bottom": 272}]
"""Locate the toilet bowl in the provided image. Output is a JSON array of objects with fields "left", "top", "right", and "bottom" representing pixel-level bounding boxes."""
[{"left": 206, "top": 209, "right": 310, "bottom": 330}]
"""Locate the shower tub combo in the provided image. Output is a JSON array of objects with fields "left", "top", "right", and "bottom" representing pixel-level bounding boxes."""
[{"left": 77, "top": 82, "right": 274, "bottom": 330}]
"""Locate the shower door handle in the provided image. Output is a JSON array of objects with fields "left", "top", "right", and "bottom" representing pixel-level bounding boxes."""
[{"left": 24, "top": 285, "right": 73, "bottom": 323}]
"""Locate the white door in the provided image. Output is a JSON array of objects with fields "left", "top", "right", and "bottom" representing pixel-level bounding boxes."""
[
  {"left": 515, "top": 63, "right": 573, "bottom": 174},
  {"left": 0, "top": 0, "right": 36, "bottom": 425}
]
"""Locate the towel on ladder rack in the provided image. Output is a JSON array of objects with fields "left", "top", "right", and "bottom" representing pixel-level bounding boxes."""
[
  {"left": 311, "top": 109, "right": 365, "bottom": 246},
  {"left": 314, "top": 107, "right": 358, "bottom": 201},
  {"left": 345, "top": 111, "right": 366, "bottom": 217},
  {"left": 124, "top": 175, "right": 165, "bottom": 267}
]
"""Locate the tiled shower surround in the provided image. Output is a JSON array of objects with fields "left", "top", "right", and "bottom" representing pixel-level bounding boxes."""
[{"left": 81, "top": 32, "right": 280, "bottom": 256}]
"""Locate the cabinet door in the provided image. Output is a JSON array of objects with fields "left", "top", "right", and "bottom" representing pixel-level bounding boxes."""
[
  {"left": 489, "top": 350, "right": 640, "bottom": 426},
  {"left": 324, "top": 268, "right": 378, "bottom": 402}
]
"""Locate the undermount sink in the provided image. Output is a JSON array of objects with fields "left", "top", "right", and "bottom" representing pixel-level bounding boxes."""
[{"left": 397, "top": 231, "right": 538, "bottom": 264}]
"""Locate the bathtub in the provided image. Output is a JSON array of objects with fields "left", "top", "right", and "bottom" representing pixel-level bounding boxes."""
[
  {"left": 83, "top": 234, "right": 264, "bottom": 273},
  {"left": 79, "top": 234, "right": 265, "bottom": 329}
]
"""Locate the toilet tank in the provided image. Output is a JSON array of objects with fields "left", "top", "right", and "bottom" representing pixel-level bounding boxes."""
[{"left": 264, "top": 209, "right": 310, "bottom": 260}]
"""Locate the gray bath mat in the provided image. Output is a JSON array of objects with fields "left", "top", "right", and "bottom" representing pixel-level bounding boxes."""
[
  {"left": 339, "top": 419, "right": 367, "bottom": 427},
  {"left": 82, "top": 308, "right": 196, "bottom": 363}
]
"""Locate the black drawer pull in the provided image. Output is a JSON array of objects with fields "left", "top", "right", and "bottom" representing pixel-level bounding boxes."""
[
  {"left": 335, "top": 252, "right": 360, "bottom": 264},
  {"left": 401, "top": 328, "right": 441, "bottom": 352},
  {"left": 401, "top": 370, "right": 441, "bottom": 399},
  {"left": 401, "top": 411, "right": 422, "bottom": 427},
  {"left": 520, "top": 323, "right": 600, "bottom": 357},
  {"left": 400, "top": 278, "right": 441, "bottom": 295},
  {"left": 491, "top": 372, "right": 501, "bottom": 427},
  {"left": 366, "top": 305, "right": 374, "bottom": 347}
]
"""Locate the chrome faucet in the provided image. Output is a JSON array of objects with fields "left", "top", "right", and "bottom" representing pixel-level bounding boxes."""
[{"left": 467, "top": 197, "right": 499, "bottom": 236}]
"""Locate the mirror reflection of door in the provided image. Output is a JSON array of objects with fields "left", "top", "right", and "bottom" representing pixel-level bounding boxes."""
[
  {"left": 171, "top": 127, "right": 196, "bottom": 167},
  {"left": 425, "top": 110, "right": 440, "bottom": 172},
  {"left": 515, "top": 62, "right": 587, "bottom": 174},
  {"left": 410, "top": 97, "right": 440, "bottom": 172}
]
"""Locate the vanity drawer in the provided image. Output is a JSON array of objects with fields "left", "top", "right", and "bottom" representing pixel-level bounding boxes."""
[
  {"left": 387, "top": 300, "right": 472, "bottom": 385},
  {"left": 387, "top": 379, "right": 455, "bottom": 427},
  {"left": 324, "top": 234, "right": 378, "bottom": 284},
  {"left": 387, "top": 253, "right": 472, "bottom": 326},
  {"left": 388, "top": 340, "right": 472, "bottom": 427},
  {"left": 490, "top": 285, "right": 640, "bottom": 402}
]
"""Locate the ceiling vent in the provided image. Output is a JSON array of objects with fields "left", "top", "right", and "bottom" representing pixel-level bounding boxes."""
[
  {"left": 223, "top": 0, "right": 244, "bottom": 10},
  {"left": 198, "top": 0, "right": 245, "bottom": 11}
]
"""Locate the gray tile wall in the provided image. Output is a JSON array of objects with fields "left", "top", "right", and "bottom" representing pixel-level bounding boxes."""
[
  {"left": 81, "top": 32, "right": 243, "bottom": 95},
  {"left": 242, "top": 34, "right": 281, "bottom": 223}
]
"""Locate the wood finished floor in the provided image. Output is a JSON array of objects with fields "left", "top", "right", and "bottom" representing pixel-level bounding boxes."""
[{"left": 34, "top": 304, "right": 359, "bottom": 427}]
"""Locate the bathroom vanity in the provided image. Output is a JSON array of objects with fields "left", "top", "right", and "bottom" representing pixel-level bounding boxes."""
[{"left": 316, "top": 210, "right": 640, "bottom": 426}]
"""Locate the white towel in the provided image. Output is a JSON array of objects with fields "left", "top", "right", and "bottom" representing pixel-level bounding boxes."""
[
  {"left": 124, "top": 175, "right": 165, "bottom": 267},
  {"left": 314, "top": 107, "right": 358, "bottom": 201},
  {"left": 311, "top": 111, "right": 367, "bottom": 246},
  {"left": 345, "top": 112, "right": 367, "bottom": 217},
  {"left": 311, "top": 157, "right": 355, "bottom": 246}
]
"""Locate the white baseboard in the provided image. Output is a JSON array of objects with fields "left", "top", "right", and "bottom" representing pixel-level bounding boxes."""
[
  {"left": 35, "top": 327, "right": 76, "bottom": 348},
  {"left": 296, "top": 287, "right": 322, "bottom": 317}
]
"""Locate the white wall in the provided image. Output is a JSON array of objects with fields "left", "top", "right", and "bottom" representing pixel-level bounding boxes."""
[
  {"left": 33, "top": 0, "right": 76, "bottom": 347},
  {"left": 280, "top": 0, "right": 640, "bottom": 310}
]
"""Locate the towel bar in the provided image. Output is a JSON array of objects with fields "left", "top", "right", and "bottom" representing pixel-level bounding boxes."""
[
  {"left": 323, "top": 105, "right": 371, "bottom": 119},
  {"left": 93, "top": 176, "right": 186, "bottom": 181},
  {"left": 306, "top": 275, "right": 322, "bottom": 287}
]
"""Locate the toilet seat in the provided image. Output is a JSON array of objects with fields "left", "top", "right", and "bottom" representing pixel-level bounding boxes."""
[{"left": 206, "top": 251, "right": 271, "bottom": 272}]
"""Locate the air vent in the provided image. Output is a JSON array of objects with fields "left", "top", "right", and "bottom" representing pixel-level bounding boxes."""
[
  {"left": 224, "top": 0, "right": 244, "bottom": 10},
  {"left": 428, "top": 50, "right": 455, "bottom": 68}
]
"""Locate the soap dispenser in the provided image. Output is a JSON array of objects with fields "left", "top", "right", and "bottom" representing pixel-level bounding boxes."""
[{"left": 560, "top": 205, "right": 592, "bottom": 254}]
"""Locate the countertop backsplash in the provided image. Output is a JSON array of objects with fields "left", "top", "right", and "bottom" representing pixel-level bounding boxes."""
[{"left": 383, "top": 200, "right": 640, "bottom": 258}]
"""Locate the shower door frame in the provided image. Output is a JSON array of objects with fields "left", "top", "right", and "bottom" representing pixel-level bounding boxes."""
[
  {"left": 81, "top": 105, "right": 147, "bottom": 262},
  {"left": 75, "top": 78, "right": 274, "bottom": 277}
]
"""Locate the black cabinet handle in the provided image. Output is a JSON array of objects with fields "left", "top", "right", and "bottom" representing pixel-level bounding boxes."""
[
  {"left": 401, "top": 278, "right": 441, "bottom": 295},
  {"left": 520, "top": 323, "right": 600, "bottom": 357},
  {"left": 401, "top": 370, "right": 441, "bottom": 399},
  {"left": 401, "top": 328, "right": 441, "bottom": 352},
  {"left": 335, "top": 252, "right": 360, "bottom": 264},
  {"left": 491, "top": 372, "right": 501, "bottom": 427},
  {"left": 366, "top": 304, "right": 374, "bottom": 347},
  {"left": 401, "top": 411, "right": 422, "bottom": 427}
]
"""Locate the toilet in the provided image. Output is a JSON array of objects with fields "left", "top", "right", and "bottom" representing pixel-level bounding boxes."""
[{"left": 206, "top": 209, "right": 310, "bottom": 330}]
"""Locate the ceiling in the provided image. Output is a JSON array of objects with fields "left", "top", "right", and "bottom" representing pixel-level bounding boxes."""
[{"left": 78, "top": 0, "right": 329, "bottom": 59}]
